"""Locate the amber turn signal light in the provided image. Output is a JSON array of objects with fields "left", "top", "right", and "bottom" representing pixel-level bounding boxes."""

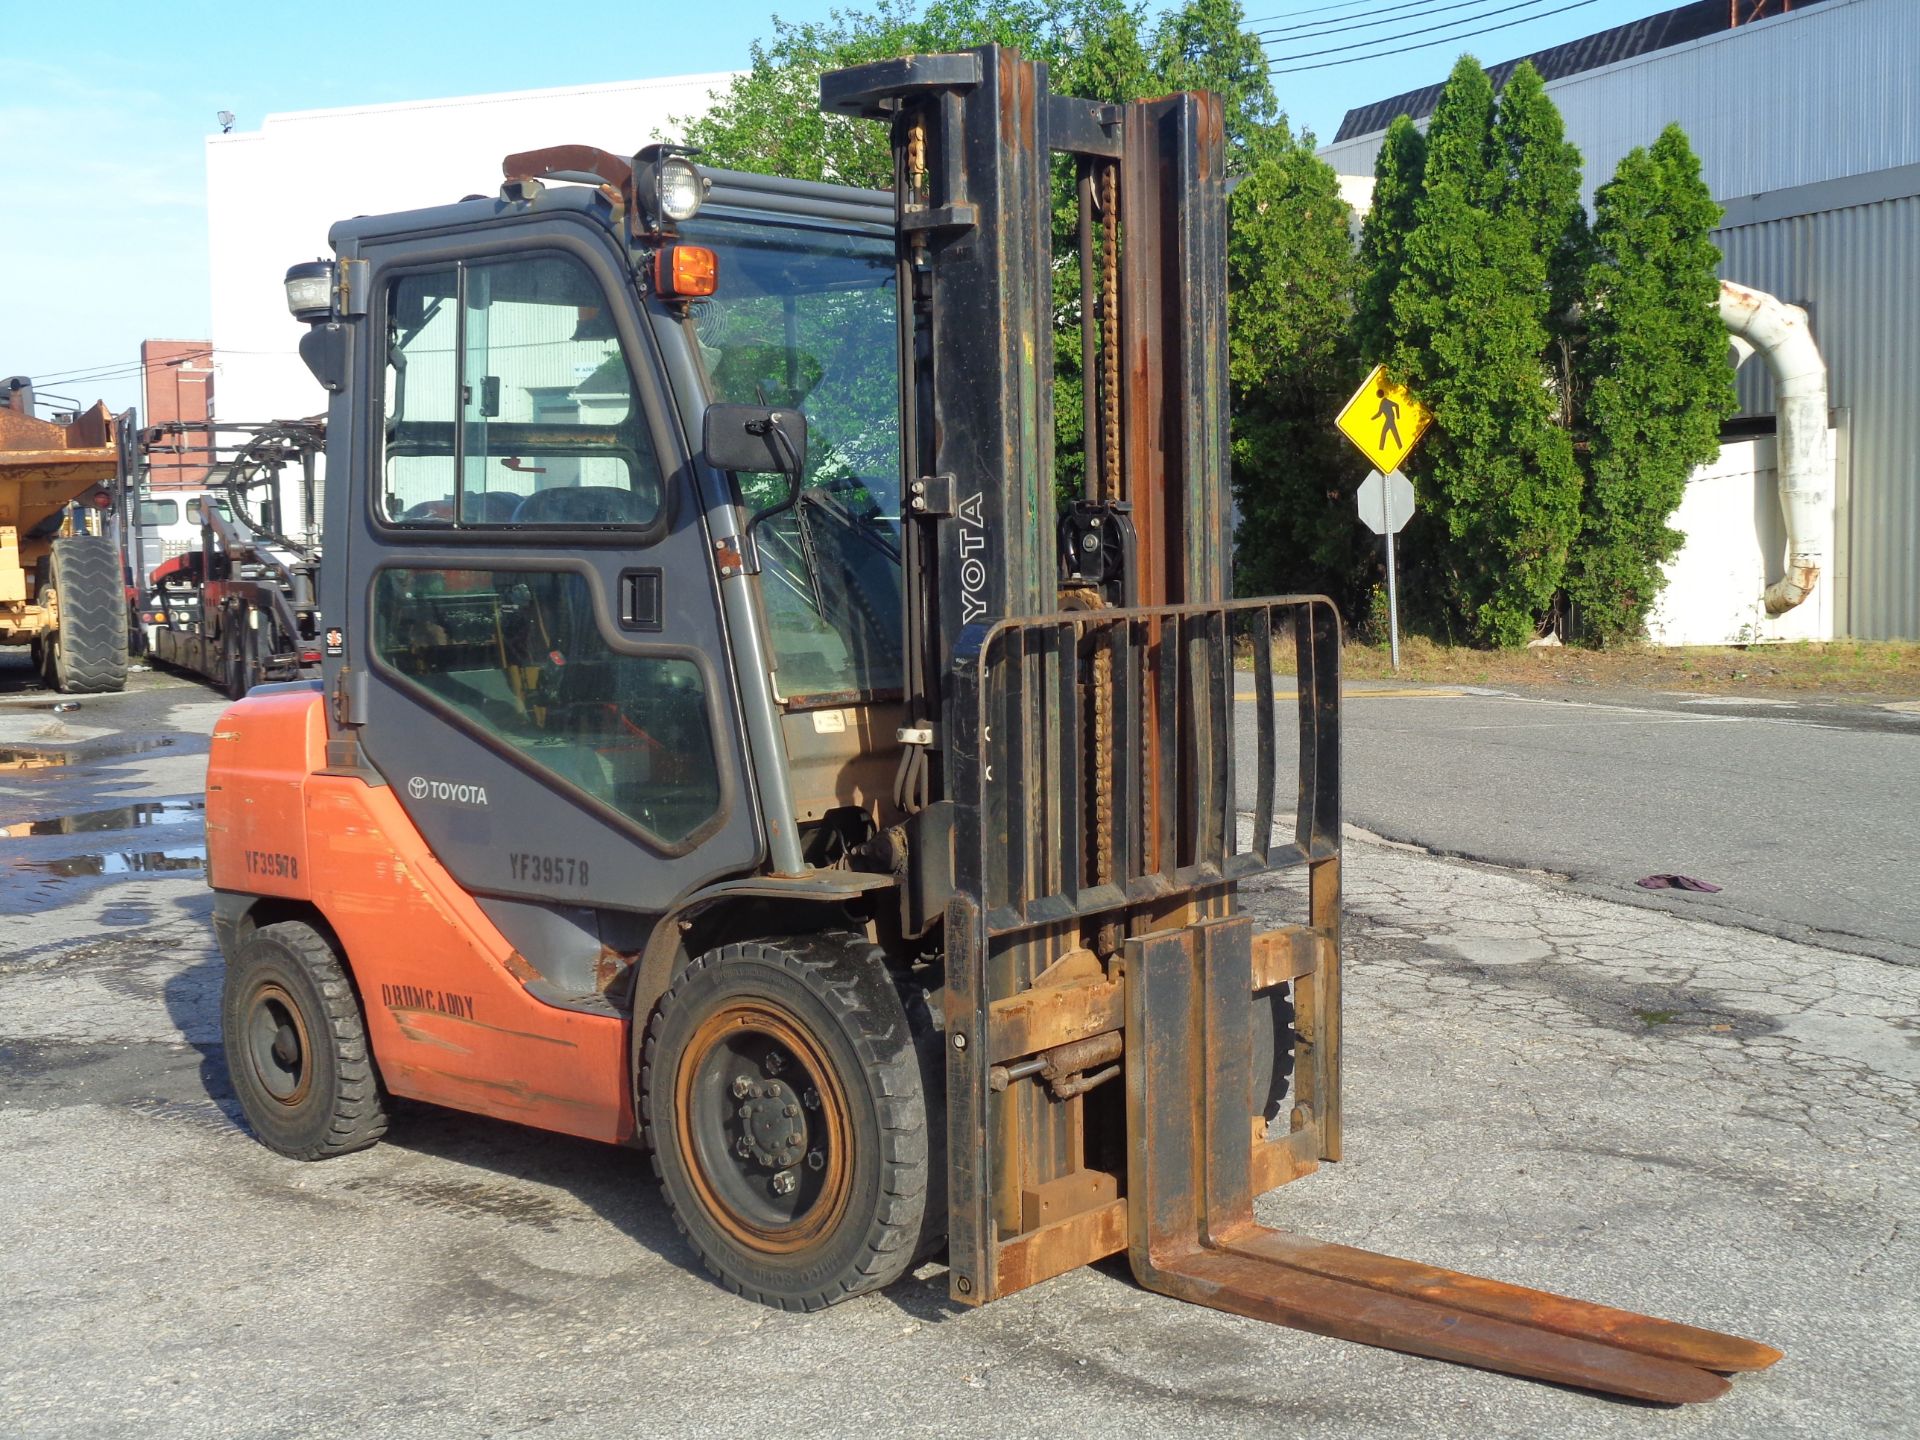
[{"left": 654, "top": 244, "right": 717, "bottom": 299}]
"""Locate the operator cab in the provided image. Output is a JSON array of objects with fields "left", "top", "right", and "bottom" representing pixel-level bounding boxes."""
[{"left": 297, "top": 149, "right": 905, "bottom": 1006}]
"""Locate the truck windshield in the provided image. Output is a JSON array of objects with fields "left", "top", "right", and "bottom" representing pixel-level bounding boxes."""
[{"left": 680, "top": 218, "right": 902, "bottom": 700}]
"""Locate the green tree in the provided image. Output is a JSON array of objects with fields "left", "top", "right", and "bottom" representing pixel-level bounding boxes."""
[
  {"left": 1493, "top": 63, "right": 1588, "bottom": 418},
  {"left": 1228, "top": 121, "right": 1362, "bottom": 604},
  {"left": 1354, "top": 116, "right": 1424, "bottom": 367},
  {"left": 1569, "top": 124, "right": 1734, "bottom": 642},
  {"left": 1152, "top": 0, "right": 1277, "bottom": 146},
  {"left": 1385, "top": 56, "right": 1581, "bottom": 646},
  {"left": 680, "top": 0, "right": 1359, "bottom": 603}
]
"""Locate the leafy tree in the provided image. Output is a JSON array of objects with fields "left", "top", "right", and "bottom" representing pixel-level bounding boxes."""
[
  {"left": 1152, "top": 0, "right": 1277, "bottom": 146},
  {"left": 1354, "top": 116, "right": 1424, "bottom": 367},
  {"left": 1569, "top": 124, "right": 1734, "bottom": 642},
  {"left": 679, "top": 0, "right": 1359, "bottom": 604},
  {"left": 1228, "top": 121, "right": 1363, "bottom": 604},
  {"left": 1382, "top": 56, "right": 1581, "bottom": 647}
]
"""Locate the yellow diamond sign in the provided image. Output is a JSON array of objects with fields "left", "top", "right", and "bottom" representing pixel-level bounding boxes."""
[{"left": 1336, "top": 364, "right": 1431, "bottom": 473}]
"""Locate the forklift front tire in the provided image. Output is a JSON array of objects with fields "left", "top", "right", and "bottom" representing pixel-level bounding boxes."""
[
  {"left": 222, "top": 920, "right": 388, "bottom": 1160},
  {"left": 643, "top": 934, "right": 935, "bottom": 1312}
]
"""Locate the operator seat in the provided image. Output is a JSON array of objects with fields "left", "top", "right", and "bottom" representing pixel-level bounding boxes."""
[{"left": 510, "top": 486, "right": 649, "bottom": 526}]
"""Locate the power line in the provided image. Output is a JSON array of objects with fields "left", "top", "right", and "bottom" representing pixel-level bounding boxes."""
[
  {"left": 22, "top": 349, "right": 213, "bottom": 385},
  {"left": 1244, "top": 0, "right": 1378, "bottom": 24},
  {"left": 19, "top": 346, "right": 292, "bottom": 393},
  {"left": 1268, "top": 0, "right": 1601, "bottom": 72},
  {"left": 1256, "top": 0, "right": 1520, "bottom": 45},
  {"left": 1266, "top": 0, "right": 1558, "bottom": 65}
]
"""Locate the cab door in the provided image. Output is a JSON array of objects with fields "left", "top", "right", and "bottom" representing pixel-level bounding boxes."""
[{"left": 343, "top": 222, "right": 761, "bottom": 917}]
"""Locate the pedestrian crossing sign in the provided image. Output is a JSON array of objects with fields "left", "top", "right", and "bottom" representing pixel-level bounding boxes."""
[{"left": 1335, "top": 364, "right": 1431, "bottom": 473}]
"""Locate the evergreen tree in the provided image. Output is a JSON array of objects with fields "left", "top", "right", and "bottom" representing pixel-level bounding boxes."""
[
  {"left": 1387, "top": 55, "right": 1581, "bottom": 647},
  {"left": 1493, "top": 63, "right": 1588, "bottom": 423},
  {"left": 1354, "top": 116, "right": 1424, "bottom": 367},
  {"left": 1570, "top": 125, "right": 1735, "bottom": 642}
]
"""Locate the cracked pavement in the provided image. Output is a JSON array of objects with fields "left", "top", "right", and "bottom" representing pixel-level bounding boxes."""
[{"left": 1, "top": 665, "right": 1915, "bottom": 1437}]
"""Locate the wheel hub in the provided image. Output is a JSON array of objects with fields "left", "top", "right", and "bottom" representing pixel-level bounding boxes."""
[
  {"left": 677, "top": 1002, "right": 854, "bottom": 1253},
  {"left": 245, "top": 982, "right": 312, "bottom": 1107},
  {"left": 734, "top": 1077, "right": 807, "bottom": 1171}
]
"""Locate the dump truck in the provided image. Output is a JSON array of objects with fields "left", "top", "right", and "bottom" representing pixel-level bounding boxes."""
[
  {"left": 204, "top": 49, "right": 1778, "bottom": 1404},
  {"left": 0, "top": 377, "right": 129, "bottom": 692}
]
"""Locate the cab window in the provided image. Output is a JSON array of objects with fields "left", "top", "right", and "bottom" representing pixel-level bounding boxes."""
[
  {"left": 681, "top": 220, "right": 903, "bottom": 698},
  {"left": 372, "top": 567, "right": 720, "bottom": 845},
  {"left": 138, "top": 499, "right": 179, "bottom": 527},
  {"left": 382, "top": 253, "right": 665, "bottom": 530}
]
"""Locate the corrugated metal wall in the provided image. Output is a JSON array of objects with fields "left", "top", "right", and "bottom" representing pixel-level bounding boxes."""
[
  {"left": 1315, "top": 0, "right": 1920, "bottom": 637},
  {"left": 1317, "top": 0, "right": 1919, "bottom": 204},
  {"left": 1719, "top": 194, "right": 1920, "bottom": 640}
]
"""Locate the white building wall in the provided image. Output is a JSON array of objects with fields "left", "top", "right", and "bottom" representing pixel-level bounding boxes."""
[
  {"left": 205, "top": 72, "right": 734, "bottom": 430},
  {"left": 1647, "top": 433, "right": 1840, "bottom": 647}
]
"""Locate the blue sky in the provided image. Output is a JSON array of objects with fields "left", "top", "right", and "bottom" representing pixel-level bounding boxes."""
[{"left": 3, "top": 0, "right": 1682, "bottom": 416}]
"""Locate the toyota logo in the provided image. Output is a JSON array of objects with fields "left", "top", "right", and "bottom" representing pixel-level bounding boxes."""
[{"left": 407, "top": 776, "right": 429, "bottom": 799}]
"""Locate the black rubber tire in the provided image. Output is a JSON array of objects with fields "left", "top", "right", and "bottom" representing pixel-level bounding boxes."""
[
  {"left": 643, "top": 932, "right": 937, "bottom": 1311},
  {"left": 222, "top": 920, "right": 388, "bottom": 1160},
  {"left": 46, "top": 536, "right": 129, "bottom": 694}
]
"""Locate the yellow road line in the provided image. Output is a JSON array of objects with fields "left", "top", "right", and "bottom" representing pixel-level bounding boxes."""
[{"left": 1233, "top": 686, "right": 1468, "bottom": 700}]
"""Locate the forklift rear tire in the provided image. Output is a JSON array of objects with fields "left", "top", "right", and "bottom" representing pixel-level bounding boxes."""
[
  {"left": 643, "top": 933, "right": 936, "bottom": 1312},
  {"left": 45, "top": 536, "right": 129, "bottom": 694},
  {"left": 223, "top": 920, "right": 388, "bottom": 1160}
]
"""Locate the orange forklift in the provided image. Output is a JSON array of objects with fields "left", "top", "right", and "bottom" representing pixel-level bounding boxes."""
[{"left": 206, "top": 47, "right": 1778, "bottom": 1401}]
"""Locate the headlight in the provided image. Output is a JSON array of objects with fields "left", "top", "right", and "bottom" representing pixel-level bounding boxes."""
[
  {"left": 632, "top": 144, "right": 709, "bottom": 232},
  {"left": 283, "top": 261, "right": 333, "bottom": 324},
  {"left": 657, "top": 156, "right": 706, "bottom": 222}
]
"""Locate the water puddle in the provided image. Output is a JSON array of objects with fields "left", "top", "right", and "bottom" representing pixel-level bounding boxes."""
[
  {"left": 16, "top": 847, "right": 206, "bottom": 878},
  {"left": 0, "top": 799, "right": 204, "bottom": 838},
  {"left": 0, "top": 737, "right": 179, "bottom": 772}
]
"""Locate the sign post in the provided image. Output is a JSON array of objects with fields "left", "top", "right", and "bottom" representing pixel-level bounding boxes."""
[
  {"left": 1336, "top": 366, "right": 1430, "bottom": 673},
  {"left": 1355, "top": 468, "right": 1415, "bottom": 669}
]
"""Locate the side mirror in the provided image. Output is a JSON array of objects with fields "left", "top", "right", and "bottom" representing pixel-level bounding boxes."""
[{"left": 702, "top": 403, "right": 807, "bottom": 476}]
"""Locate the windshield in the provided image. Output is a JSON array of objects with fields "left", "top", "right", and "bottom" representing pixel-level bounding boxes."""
[{"left": 682, "top": 218, "right": 902, "bottom": 699}]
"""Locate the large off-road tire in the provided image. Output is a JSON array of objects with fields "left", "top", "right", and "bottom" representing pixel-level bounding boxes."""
[
  {"left": 222, "top": 920, "right": 388, "bottom": 1160},
  {"left": 643, "top": 932, "right": 940, "bottom": 1311},
  {"left": 44, "top": 536, "right": 129, "bottom": 694}
]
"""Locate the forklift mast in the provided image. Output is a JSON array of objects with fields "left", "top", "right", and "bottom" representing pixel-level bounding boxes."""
[{"left": 822, "top": 48, "right": 1778, "bottom": 1400}]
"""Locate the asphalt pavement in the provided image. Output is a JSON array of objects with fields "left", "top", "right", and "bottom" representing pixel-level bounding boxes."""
[
  {"left": 1239, "top": 681, "right": 1920, "bottom": 965},
  {"left": 2, "top": 653, "right": 1917, "bottom": 1437}
]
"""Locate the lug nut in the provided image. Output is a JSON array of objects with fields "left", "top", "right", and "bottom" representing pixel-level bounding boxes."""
[
  {"left": 783, "top": 1104, "right": 798, "bottom": 1118},
  {"left": 736, "top": 1136, "right": 753, "bottom": 1157},
  {"left": 737, "top": 1103, "right": 753, "bottom": 1118},
  {"left": 732, "top": 1075, "right": 755, "bottom": 1099},
  {"left": 771, "top": 1170, "right": 797, "bottom": 1196}
]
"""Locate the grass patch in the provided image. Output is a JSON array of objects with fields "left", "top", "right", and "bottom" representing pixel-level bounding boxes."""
[
  {"left": 1633, "top": 1009, "right": 1681, "bottom": 1027},
  {"left": 1326, "top": 636, "right": 1920, "bottom": 698}
]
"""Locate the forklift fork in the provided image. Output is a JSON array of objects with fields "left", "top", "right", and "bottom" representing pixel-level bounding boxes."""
[{"left": 1124, "top": 914, "right": 1781, "bottom": 1405}]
